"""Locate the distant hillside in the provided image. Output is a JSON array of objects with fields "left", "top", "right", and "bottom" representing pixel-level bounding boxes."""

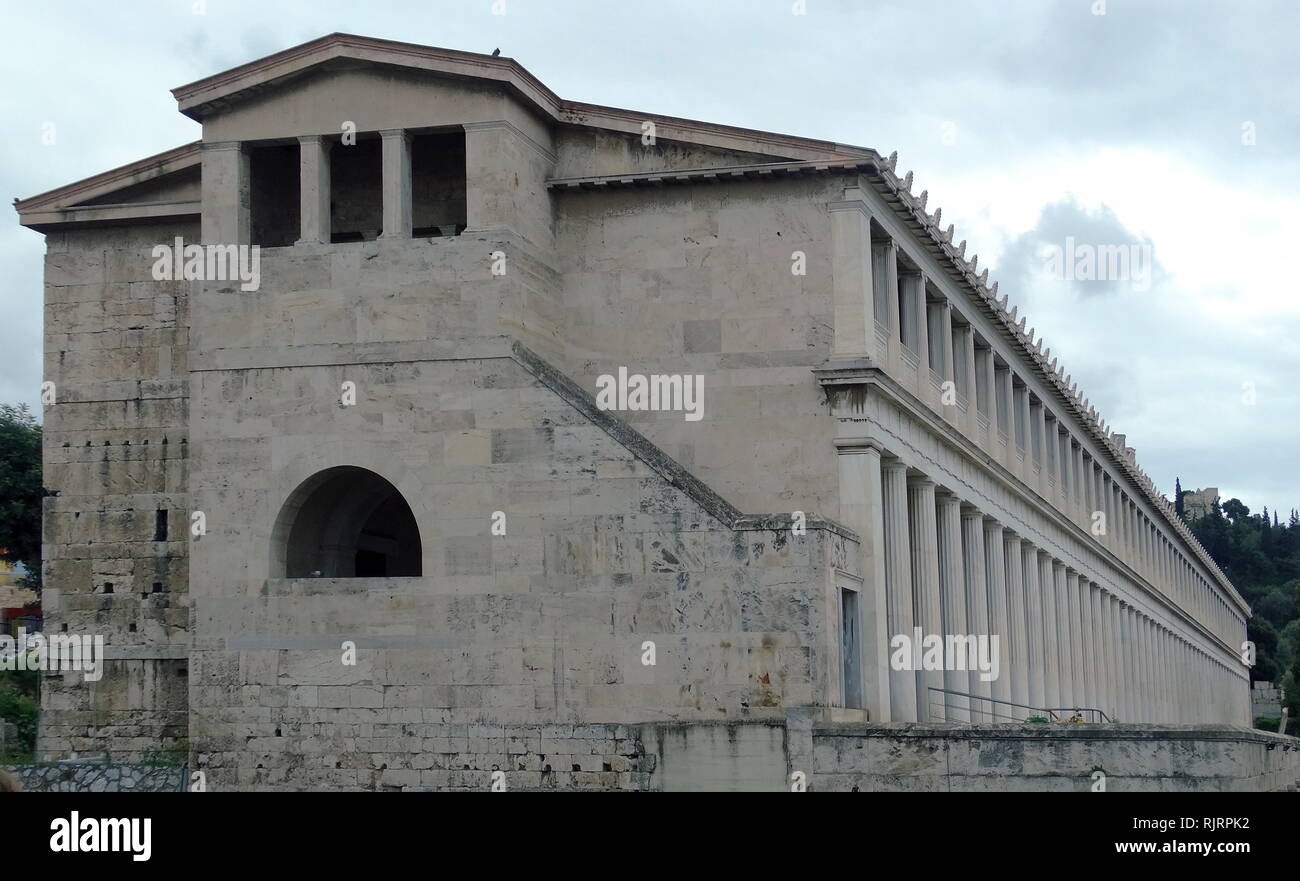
[{"left": 1183, "top": 489, "right": 1300, "bottom": 726}]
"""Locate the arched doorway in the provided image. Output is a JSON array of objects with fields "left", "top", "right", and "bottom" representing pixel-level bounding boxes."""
[{"left": 272, "top": 466, "right": 422, "bottom": 577}]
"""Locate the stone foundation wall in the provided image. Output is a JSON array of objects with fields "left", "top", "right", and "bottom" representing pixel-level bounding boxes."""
[
  {"left": 190, "top": 717, "right": 1300, "bottom": 791},
  {"left": 3, "top": 761, "right": 186, "bottom": 792},
  {"left": 801, "top": 719, "right": 1300, "bottom": 792}
]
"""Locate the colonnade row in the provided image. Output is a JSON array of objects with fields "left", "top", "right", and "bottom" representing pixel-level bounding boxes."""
[
  {"left": 829, "top": 192, "right": 1244, "bottom": 652},
  {"left": 847, "top": 445, "right": 1248, "bottom": 724}
]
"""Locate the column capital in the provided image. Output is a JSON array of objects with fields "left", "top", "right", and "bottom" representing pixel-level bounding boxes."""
[
  {"left": 379, "top": 128, "right": 411, "bottom": 141},
  {"left": 297, "top": 134, "right": 326, "bottom": 145},
  {"left": 881, "top": 458, "right": 909, "bottom": 474},
  {"left": 832, "top": 436, "right": 886, "bottom": 455},
  {"left": 201, "top": 140, "right": 243, "bottom": 153},
  {"left": 906, "top": 475, "right": 936, "bottom": 490}
]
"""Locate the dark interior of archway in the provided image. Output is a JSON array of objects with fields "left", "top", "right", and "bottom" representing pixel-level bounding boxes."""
[{"left": 284, "top": 467, "right": 422, "bottom": 577}]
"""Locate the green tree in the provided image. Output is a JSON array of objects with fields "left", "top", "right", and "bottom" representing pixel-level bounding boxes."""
[
  {"left": 1248, "top": 617, "right": 1282, "bottom": 684},
  {"left": 0, "top": 404, "right": 42, "bottom": 590}
]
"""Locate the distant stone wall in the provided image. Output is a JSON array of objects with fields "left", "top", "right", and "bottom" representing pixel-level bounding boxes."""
[
  {"left": 1182, "top": 487, "right": 1220, "bottom": 519},
  {"left": 1253, "top": 681, "right": 1284, "bottom": 719},
  {"left": 0, "top": 582, "right": 37, "bottom": 609},
  {"left": 3, "top": 761, "right": 186, "bottom": 792}
]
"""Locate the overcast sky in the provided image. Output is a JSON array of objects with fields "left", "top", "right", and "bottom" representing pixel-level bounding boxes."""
[{"left": 3, "top": 0, "right": 1297, "bottom": 516}]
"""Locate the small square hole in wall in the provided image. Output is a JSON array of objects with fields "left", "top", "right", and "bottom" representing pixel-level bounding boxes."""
[
  {"left": 61, "top": 623, "right": 68, "bottom": 632},
  {"left": 102, "top": 582, "right": 113, "bottom": 594},
  {"left": 129, "top": 623, "right": 136, "bottom": 633},
  {"left": 152, "top": 582, "right": 164, "bottom": 593}
]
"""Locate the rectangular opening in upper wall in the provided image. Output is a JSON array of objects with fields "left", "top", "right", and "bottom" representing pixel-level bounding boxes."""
[
  {"left": 249, "top": 142, "right": 300, "bottom": 248},
  {"left": 330, "top": 134, "right": 382, "bottom": 242},
  {"left": 411, "top": 129, "right": 467, "bottom": 237}
]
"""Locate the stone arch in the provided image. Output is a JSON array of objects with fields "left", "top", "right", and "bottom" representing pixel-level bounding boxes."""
[{"left": 271, "top": 466, "right": 422, "bottom": 577}]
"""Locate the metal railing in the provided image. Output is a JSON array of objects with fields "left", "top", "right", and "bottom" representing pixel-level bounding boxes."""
[{"left": 927, "top": 687, "right": 1111, "bottom": 724}]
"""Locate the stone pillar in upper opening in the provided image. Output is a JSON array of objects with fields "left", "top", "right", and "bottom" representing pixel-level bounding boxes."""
[
  {"left": 379, "top": 129, "right": 412, "bottom": 240},
  {"left": 297, "top": 135, "right": 331, "bottom": 245},
  {"left": 201, "top": 141, "right": 249, "bottom": 246}
]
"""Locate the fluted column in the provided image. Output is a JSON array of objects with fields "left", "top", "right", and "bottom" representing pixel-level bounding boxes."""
[
  {"left": 1150, "top": 619, "right": 1162, "bottom": 722},
  {"left": 1127, "top": 606, "right": 1143, "bottom": 720},
  {"left": 962, "top": 328, "right": 978, "bottom": 430},
  {"left": 1119, "top": 604, "right": 1133, "bottom": 721},
  {"left": 1141, "top": 615, "right": 1154, "bottom": 722},
  {"left": 1110, "top": 595, "right": 1125, "bottom": 721},
  {"left": 1004, "top": 533, "right": 1030, "bottom": 718},
  {"left": 908, "top": 478, "right": 943, "bottom": 721},
  {"left": 936, "top": 492, "right": 968, "bottom": 721},
  {"left": 1091, "top": 584, "right": 1109, "bottom": 719},
  {"left": 883, "top": 241, "right": 901, "bottom": 353},
  {"left": 1039, "top": 553, "right": 1061, "bottom": 711},
  {"left": 1078, "top": 575, "right": 1096, "bottom": 712},
  {"left": 1155, "top": 625, "right": 1167, "bottom": 722},
  {"left": 961, "top": 507, "right": 991, "bottom": 720},
  {"left": 939, "top": 301, "right": 955, "bottom": 384},
  {"left": 983, "top": 519, "right": 1012, "bottom": 719},
  {"left": 1068, "top": 572, "right": 1087, "bottom": 711},
  {"left": 1132, "top": 608, "right": 1146, "bottom": 721},
  {"left": 1022, "top": 542, "right": 1046, "bottom": 711},
  {"left": 1104, "top": 593, "right": 1118, "bottom": 721},
  {"left": 1053, "top": 562, "right": 1073, "bottom": 710},
  {"left": 910, "top": 274, "right": 931, "bottom": 370},
  {"left": 1180, "top": 636, "right": 1192, "bottom": 722},
  {"left": 882, "top": 460, "right": 917, "bottom": 721},
  {"left": 1160, "top": 626, "right": 1173, "bottom": 723},
  {"left": 1073, "top": 445, "right": 1086, "bottom": 522},
  {"left": 1143, "top": 618, "right": 1154, "bottom": 721}
]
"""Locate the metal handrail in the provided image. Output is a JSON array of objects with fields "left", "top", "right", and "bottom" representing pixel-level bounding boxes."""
[{"left": 926, "top": 686, "right": 1111, "bottom": 724}]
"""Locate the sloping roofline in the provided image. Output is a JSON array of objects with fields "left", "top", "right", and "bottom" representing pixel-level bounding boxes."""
[{"left": 13, "top": 141, "right": 200, "bottom": 214}]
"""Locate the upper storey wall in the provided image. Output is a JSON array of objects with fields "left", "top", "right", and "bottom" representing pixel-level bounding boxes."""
[
  {"left": 200, "top": 65, "right": 550, "bottom": 147},
  {"left": 553, "top": 173, "right": 843, "bottom": 516}
]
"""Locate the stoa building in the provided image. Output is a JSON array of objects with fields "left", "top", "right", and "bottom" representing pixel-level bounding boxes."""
[{"left": 15, "top": 34, "right": 1251, "bottom": 791}]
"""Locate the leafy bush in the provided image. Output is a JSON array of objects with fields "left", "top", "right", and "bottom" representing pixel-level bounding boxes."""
[{"left": 0, "top": 670, "right": 39, "bottom": 760}]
